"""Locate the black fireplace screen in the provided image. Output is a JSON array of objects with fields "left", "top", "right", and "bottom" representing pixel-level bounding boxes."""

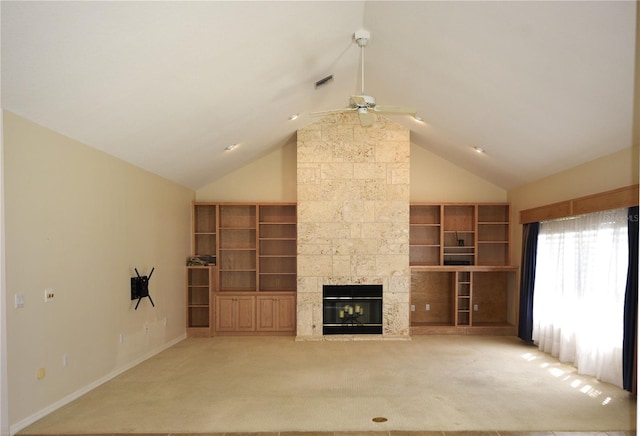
[{"left": 322, "top": 285, "right": 383, "bottom": 334}]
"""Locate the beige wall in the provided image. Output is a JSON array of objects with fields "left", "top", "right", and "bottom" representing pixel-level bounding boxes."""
[
  {"left": 4, "top": 112, "right": 194, "bottom": 431},
  {"left": 410, "top": 144, "right": 507, "bottom": 203},
  {"left": 196, "top": 137, "right": 298, "bottom": 202},
  {"left": 196, "top": 133, "right": 507, "bottom": 204}
]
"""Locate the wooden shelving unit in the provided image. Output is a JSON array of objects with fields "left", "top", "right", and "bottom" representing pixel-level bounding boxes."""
[
  {"left": 477, "top": 204, "right": 510, "bottom": 266},
  {"left": 409, "top": 202, "right": 515, "bottom": 335},
  {"left": 258, "top": 205, "right": 297, "bottom": 292},
  {"left": 410, "top": 266, "right": 517, "bottom": 335},
  {"left": 410, "top": 203, "right": 510, "bottom": 267},
  {"left": 443, "top": 204, "right": 476, "bottom": 266},
  {"left": 456, "top": 271, "right": 471, "bottom": 327},
  {"left": 410, "top": 270, "right": 454, "bottom": 327},
  {"left": 188, "top": 202, "right": 296, "bottom": 337},
  {"left": 186, "top": 266, "right": 214, "bottom": 337},
  {"left": 219, "top": 205, "right": 257, "bottom": 292},
  {"left": 409, "top": 205, "right": 441, "bottom": 266},
  {"left": 192, "top": 204, "right": 217, "bottom": 257}
]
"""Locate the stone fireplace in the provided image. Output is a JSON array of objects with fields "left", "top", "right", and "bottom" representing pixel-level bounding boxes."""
[{"left": 296, "top": 112, "right": 410, "bottom": 340}]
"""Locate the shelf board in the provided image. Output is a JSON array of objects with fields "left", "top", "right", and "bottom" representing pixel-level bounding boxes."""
[
  {"left": 411, "top": 265, "right": 517, "bottom": 272},
  {"left": 259, "top": 254, "right": 296, "bottom": 257},
  {"left": 259, "top": 272, "right": 296, "bottom": 275},
  {"left": 259, "top": 222, "right": 296, "bottom": 225},
  {"left": 219, "top": 227, "right": 256, "bottom": 230}
]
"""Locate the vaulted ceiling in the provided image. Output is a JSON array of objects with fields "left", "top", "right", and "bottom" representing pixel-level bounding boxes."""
[{"left": 2, "top": 1, "right": 637, "bottom": 190}]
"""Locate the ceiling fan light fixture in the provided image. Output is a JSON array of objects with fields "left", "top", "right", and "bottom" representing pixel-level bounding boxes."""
[
  {"left": 288, "top": 113, "right": 299, "bottom": 121},
  {"left": 474, "top": 146, "right": 486, "bottom": 154},
  {"left": 413, "top": 115, "right": 424, "bottom": 122},
  {"left": 225, "top": 144, "right": 238, "bottom": 152}
]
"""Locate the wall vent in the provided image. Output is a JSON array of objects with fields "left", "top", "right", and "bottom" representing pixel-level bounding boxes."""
[{"left": 315, "top": 75, "right": 334, "bottom": 88}]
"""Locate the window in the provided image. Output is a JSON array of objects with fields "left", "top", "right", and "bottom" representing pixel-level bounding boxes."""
[{"left": 532, "top": 208, "right": 629, "bottom": 387}]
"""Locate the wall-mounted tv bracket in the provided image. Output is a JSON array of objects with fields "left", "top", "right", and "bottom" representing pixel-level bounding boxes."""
[{"left": 131, "top": 267, "right": 155, "bottom": 310}]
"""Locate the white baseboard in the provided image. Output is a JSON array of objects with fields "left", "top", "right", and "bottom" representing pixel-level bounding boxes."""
[{"left": 10, "top": 333, "right": 187, "bottom": 435}]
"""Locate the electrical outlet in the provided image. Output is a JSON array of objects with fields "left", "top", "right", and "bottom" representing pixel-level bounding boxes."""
[
  {"left": 425, "top": 304, "right": 431, "bottom": 311},
  {"left": 44, "top": 289, "right": 55, "bottom": 302},
  {"left": 36, "top": 367, "right": 46, "bottom": 380},
  {"left": 63, "top": 353, "right": 69, "bottom": 368},
  {"left": 473, "top": 304, "right": 479, "bottom": 312},
  {"left": 119, "top": 333, "right": 125, "bottom": 344},
  {"left": 410, "top": 304, "right": 415, "bottom": 312}
]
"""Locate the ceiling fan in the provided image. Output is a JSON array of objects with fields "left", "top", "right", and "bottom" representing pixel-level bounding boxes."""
[{"left": 313, "top": 30, "right": 417, "bottom": 127}]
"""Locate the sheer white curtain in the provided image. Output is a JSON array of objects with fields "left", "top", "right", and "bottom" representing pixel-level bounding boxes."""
[{"left": 532, "top": 208, "right": 629, "bottom": 387}]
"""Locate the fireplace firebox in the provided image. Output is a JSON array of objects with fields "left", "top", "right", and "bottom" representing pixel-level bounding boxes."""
[{"left": 322, "top": 285, "right": 383, "bottom": 334}]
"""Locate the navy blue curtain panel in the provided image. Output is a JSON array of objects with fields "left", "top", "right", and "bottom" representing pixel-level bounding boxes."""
[
  {"left": 518, "top": 221, "right": 540, "bottom": 343},
  {"left": 623, "top": 206, "right": 638, "bottom": 393}
]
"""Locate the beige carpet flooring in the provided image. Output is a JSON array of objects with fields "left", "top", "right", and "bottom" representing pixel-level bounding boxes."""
[{"left": 19, "top": 335, "right": 636, "bottom": 434}]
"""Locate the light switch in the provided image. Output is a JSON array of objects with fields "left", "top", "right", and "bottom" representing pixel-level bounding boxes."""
[{"left": 14, "top": 294, "right": 25, "bottom": 308}]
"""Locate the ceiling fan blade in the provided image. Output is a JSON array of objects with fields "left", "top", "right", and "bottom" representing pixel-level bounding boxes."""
[
  {"left": 373, "top": 105, "right": 417, "bottom": 116},
  {"left": 310, "top": 107, "right": 357, "bottom": 117},
  {"left": 358, "top": 109, "right": 375, "bottom": 127}
]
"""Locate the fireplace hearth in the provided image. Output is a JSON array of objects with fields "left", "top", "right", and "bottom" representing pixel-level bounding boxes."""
[{"left": 322, "top": 285, "right": 383, "bottom": 335}]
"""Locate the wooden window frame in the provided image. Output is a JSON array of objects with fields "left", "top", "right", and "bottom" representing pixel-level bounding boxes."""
[{"left": 519, "top": 185, "right": 639, "bottom": 224}]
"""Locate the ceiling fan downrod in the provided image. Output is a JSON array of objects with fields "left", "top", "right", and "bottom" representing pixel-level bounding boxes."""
[{"left": 354, "top": 30, "right": 370, "bottom": 95}]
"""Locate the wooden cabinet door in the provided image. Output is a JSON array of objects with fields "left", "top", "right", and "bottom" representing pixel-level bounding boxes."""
[
  {"left": 216, "top": 295, "right": 255, "bottom": 332},
  {"left": 215, "top": 296, "right": 236, "bottom": 331},
  {"left": 257, "top": 296, "right": 276, "bottom": 331},
  {"left": 257, "top": 295, "right": 295, "bottom": 332},
  {"left": 235, "top": 296, "right": 256, "bottom": 331},
  {"left": 276, "top": 296, "right": 296, "bottom": 332}
]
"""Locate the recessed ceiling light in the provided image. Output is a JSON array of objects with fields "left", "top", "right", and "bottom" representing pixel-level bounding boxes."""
[
  {"left": 413, "top": 115, "right": 423, "bottom": 122},
  {"left": 474, "top": 146, "right": 485, "bottom": 154},
  {"left": 288, "top": 114, "right": 299, "bottom": 121},
  {"left": 225, "top": 144, "right": 238, "bottom": 152}
]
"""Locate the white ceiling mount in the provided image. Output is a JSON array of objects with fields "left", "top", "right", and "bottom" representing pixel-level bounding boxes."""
[{"left": 354, "top": 29, "right": 370, "bottom": 47}]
